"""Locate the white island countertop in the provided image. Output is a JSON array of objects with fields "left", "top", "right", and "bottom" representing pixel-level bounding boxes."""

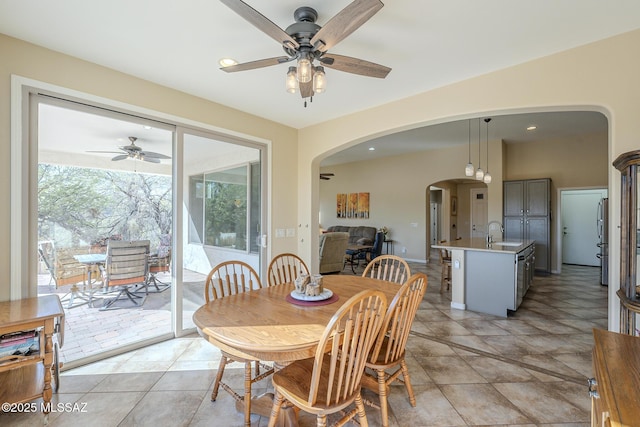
[{"left": 433, "top": 238, "right": 535, "bottom": 253}]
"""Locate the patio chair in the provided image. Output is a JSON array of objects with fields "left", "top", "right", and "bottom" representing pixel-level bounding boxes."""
[
  {"left": 362, "top": 273, "right": 428, "bottom": 427},
  {"left": 267, "top": 253, "right": 309, "bottom": 286},
  {"left": 362, "top": 254, "right": 411, "bottom": 284},
  {"left": 204, "top": 260, "right": 273, "bottom": 427},
  {"left": 139, "top": 234, "right": 171, "bottom": 294},
  {"left": 267, "top": 289, "right": 388, "bottom": 427},
  {"left": 39, "top": 241, "right": 102, "bottom": 308},
  {"left": 100, "top": 240, "right": 150, "bottom": 310}
]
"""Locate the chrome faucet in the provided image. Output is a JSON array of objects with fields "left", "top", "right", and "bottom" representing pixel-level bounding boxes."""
[{"left": 487, "top": 221, "right": 504, "bottom": 244}]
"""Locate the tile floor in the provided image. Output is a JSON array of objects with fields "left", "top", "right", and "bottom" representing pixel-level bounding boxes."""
[{"left": 3, "top": 262, "right": 607, "bottom": 426}]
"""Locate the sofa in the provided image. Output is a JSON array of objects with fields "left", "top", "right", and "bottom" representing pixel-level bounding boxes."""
[
  {"left": 325, "top": 226, "right": 377, "bottom": 246},
  {"left": 319, "top": 232, "right": 349, "bottom": 274}
]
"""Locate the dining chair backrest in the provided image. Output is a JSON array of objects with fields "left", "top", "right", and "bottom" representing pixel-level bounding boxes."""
[
  {"left": 267, "top": 253, "right": 309, "bottom": 286},
  {"left": 205, "top": 260, "right": 262, "bottom": 303},
  {"left": 369, "top": 272, "right": 427, "bottom": 365},
  {"left": 104, "top": 240, "right": 150, "bottom": 287},
  {"left": 362, "top": 254, "right": 411, "bottom": 285},
  {"left": 308, "top": 289, "right": 387, "bottom": 407}
]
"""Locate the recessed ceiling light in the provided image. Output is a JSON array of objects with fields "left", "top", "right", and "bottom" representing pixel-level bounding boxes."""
[
  {"left": 526, "top": 125, "right": 537, "bottom": 131},
  {"left": 142, "top": 125, "right": 152, "bottom": 130},
  {"left": 219, "top": 58, "right": 238, "bottom": 67},
  {"left": 368, "top": 147, "right": 375, "bottom": 151}
]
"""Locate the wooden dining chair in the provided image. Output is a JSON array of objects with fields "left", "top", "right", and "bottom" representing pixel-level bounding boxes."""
[
  {"left": 204, "top": 260, "right": 273, "bottom": 427},
  {"left": 439, "top": 245, "right": 452, "bottom": 293},
  {"left": 268, "top": 289, "right": 388, "bottom": 427},
  {"left": 361, "top": 272, "right": 428, "bottom": 427},
  {"left": 267, "top": 253, "right": 309, "bottom": 286},
  {"left": 362, "top": 254, "right": 411, "bottom": 284}
]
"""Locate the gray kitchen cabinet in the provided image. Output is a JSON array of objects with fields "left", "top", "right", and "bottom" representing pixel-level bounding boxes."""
[{"left": 503, "top": 178, "right": 551, "bottom": 273}]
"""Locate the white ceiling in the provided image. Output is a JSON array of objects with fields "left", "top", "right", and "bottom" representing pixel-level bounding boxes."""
[{"left": 1, "top": 1, "right": 634, "bottom": 166}]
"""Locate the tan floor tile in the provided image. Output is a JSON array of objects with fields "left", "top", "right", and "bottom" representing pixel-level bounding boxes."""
[
  {"left": 493, "top": 382, "right": 589, "bottom": 423},
  {"left": 389, "top": 384, "right": 466, "bottom": 426},
  {"left": 440, "top": 383, "right": 531, "bottom": 425},
  {"left": 120, "top": 390, "right": 206, "bottom": 426},
  {"left": 91, "top": 371, "right": 163, "bottom": 392},
  {"left": 463, "top": 355, "right": 536, "bottom": 383},
  {"left": 151, "top": 369, "right": 216, "bottom": 391},
  {"left": 415, "top": 356, "right": 487, "bottom": 384}
]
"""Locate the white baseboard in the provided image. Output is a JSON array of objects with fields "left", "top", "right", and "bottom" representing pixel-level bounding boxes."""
[{"left": 450, "top": 302, "right": 466, "bottom": 311}]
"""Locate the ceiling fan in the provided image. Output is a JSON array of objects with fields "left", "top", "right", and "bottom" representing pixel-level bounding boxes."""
[
  {"left": 219, "top": 0, "right": 391, "bottom": 99},
  {"left": 320, "top": 173, "right": 334, "bottom": 180},
  {"left": 87, "top": 137, "right": 171, "bottom": 163}
]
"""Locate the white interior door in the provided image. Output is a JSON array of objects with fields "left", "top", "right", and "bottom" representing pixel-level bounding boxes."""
[
  {"left": 561, "top": 189, "right": 607, "bottom": 266},
  {"left": 471, "top": 188, "right": 488, "bottom": 238}
]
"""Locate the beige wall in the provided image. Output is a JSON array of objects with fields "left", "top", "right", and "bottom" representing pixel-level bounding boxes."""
[
  {"left": 0, "top": 34, "right": 298, "bottom": 301},
  {"left": 303, "top": 29, "right": 640, "bottom": 331}
]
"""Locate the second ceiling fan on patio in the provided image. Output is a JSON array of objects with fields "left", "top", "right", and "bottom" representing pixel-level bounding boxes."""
[{"left": 87, "top": 137, "right": 171, "bottom": 163}]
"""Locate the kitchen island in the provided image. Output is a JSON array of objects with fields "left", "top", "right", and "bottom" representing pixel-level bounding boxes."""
[{"left": 433, "top": 238, "right": 535, "bottom": 317}]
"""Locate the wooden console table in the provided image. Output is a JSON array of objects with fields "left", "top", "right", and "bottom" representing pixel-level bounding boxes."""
[
  {"left": 0, "top": 295, "right": 64, "bottom": 420},
  {"left": 590, "top": 328, "right": 640, "bottom": 427}
]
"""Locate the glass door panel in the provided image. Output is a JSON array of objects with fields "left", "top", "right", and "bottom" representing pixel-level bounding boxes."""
[
  {"left": 180, "top": 130, "right": 264, "bottom": 331},
  {"left": 35, "top": 97, "right": 174, "bottom": 365}
]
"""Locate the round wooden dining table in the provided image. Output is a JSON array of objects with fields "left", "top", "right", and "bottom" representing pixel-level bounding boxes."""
[{"left": 192, "top": 274, "right": 402, "bottom": 427}]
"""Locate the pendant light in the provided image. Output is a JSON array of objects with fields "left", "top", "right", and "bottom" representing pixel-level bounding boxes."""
[
  {"left": 475, "top": 118, "right": 484, "bottom": 180},
  {"left": 483, "top": 118, "right": 492, "bottom": 184},
  {"left": 464, "top": 119, "right": 474, "bottom": 176}
]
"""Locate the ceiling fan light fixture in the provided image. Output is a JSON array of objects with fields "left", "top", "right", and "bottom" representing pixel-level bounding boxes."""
[
  {"left": 313, "top": 66, "right": 326, "bottom": 93},
  {"left": 286, "top": 66, "right": 297, "bottom": 93},
  {"left": 296, "top": 57, "right": 312, "bottom": 83}
]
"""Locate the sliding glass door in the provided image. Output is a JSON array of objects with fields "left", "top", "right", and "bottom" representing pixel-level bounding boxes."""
[
  {"left": 34, "top": 95, "right": 175, "bottom": 365},
  {"left": 178, "top": 129, "right": 265, "bottom": 332},
  {"left": 27, "top": 90, "right": 268, "bottom": 364}
]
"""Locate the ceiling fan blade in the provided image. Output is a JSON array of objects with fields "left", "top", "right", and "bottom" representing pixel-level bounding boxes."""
[
  {"left": 220, "top": 56, "right": 292, "bottom": 73},
  {"left": 143, "top": 157, "right": 161, "bottom": 164},
  {"left": 320, "top": 53, "right": 391, "bottom": 78},
  {"left": 112, "top": 154, "right": 129, "bottom": 161},
  {"left": 141, "top": 151, "right": 171, "bottom": 159},
  {"left": 299, "top": 80, "right": 314, "bottom": 98},
  {"left": 220, "top": 0, "right": 299, "bottom": 50},
  {"left": 310, "top": 0, "right": 383, "bottom": 52}
]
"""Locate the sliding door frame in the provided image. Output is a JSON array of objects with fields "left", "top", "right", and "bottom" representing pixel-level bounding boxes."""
[{"left": 10, "top": 75, "right": 270, "bottom": 342}]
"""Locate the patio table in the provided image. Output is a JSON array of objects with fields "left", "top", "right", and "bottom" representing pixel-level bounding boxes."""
[{"left": 73, "top": 253, "right": 107, "bottom": 308}]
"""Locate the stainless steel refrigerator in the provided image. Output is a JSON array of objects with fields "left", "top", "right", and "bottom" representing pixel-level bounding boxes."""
[{"left": 596, "top": 197, "right": 608, "bottom": 286}]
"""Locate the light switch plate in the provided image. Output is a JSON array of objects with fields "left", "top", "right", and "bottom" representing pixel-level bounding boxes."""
[{"left": 286, "top": 228, "right": 296, "bottom": 237}]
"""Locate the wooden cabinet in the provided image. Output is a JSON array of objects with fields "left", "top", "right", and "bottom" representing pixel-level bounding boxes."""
[
  {"left": 590, "top": 329, "right": 640, "bottom": 426},
  {"left": 0, "top": 295, "right": 64, "bottom": 419},
  {"left": 613, "top": 150, "right": 640, "bottom": 335},
  {"left": 503, "top": 179, "right": 551, "bottom": 273}
]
